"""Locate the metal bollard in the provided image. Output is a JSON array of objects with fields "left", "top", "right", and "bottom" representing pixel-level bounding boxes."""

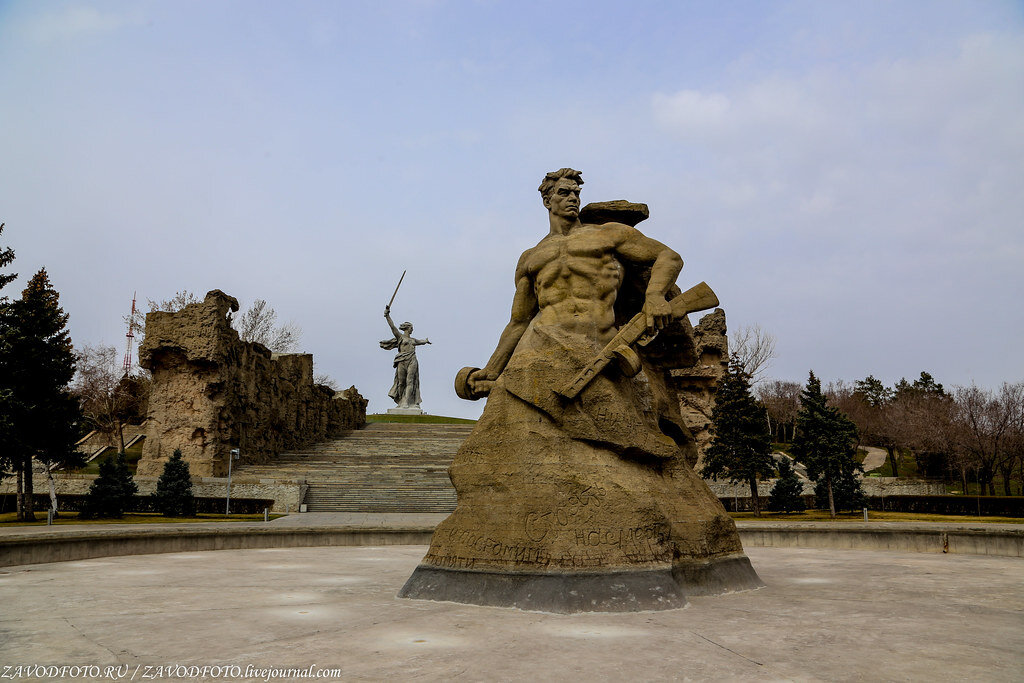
[
  {"left": 264, "top": 507, "right": 269, "bottom": 522},
  {"left": 863, "top": 507, "right": 869, "bottom": 522},
  {"left": 47, "top": 509, "right": 53, "bottom": 526}
]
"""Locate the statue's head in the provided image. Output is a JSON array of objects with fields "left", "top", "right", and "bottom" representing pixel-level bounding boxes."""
[
  {"left": 538, "top": 168, "right": 583, "bottom": 219},
  {"left": 400, "top": 322, "right": 413, "bottom": 333}
]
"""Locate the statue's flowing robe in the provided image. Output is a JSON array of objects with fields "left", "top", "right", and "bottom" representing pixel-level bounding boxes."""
[{"left": 380, "top": 335, "right": 422, "bottom": 407}]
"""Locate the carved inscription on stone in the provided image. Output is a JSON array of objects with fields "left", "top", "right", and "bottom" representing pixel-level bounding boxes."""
[{"left": 525, "top": 485, "right": 606, "bottom": 542}]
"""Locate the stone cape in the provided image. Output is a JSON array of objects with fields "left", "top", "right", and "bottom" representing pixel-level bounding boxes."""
[{"left": 399, "top": 319, "right": 763, "bottom": 613}]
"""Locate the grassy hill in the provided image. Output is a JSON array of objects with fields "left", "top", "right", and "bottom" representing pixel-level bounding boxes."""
[{"left": 366, "top": 413, "right": 476, "bottom": 424}]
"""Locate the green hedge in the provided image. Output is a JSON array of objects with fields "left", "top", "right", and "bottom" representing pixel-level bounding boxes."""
[
  {"left": 719, "top": 494, "right": 1024, "bottom": 516},
  {"left": 867, "top": 495, "right": 1024, "bottom": 517},
  {"left": 1, "top": 494, "right": 274, "bottom": 515}
]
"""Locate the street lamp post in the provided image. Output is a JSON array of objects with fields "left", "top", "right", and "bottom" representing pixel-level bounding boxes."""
[{"left": 226, "top": 448, "right": 240, "bottom": 515}]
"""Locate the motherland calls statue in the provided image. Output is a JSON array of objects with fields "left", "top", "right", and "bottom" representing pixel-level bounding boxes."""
[
  {"left": 398, "top": 168, "right": 763, "bottom": 612},
  {"left": 380, "top": 305, "right": 431, "bottom": 413}
]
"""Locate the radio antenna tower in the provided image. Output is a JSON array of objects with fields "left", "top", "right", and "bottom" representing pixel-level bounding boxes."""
[{"left": 123, "top": 292, "right": 137, "bottom": 374}]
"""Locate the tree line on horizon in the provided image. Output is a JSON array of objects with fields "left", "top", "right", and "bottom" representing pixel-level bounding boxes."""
[
  {"left": 756, "top": 373, "right": 1024, "bottom": 496},
  {"left": 731, "top": 326, "right": 1024, "bottom": 498}
]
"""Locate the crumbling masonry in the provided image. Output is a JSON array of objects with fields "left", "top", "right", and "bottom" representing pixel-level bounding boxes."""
[
  {"left": 135, "top": 290, "right": 366, "bottom": 477},
  {"left": 671, "top": 308, "right": 729, "bottom": 471}
]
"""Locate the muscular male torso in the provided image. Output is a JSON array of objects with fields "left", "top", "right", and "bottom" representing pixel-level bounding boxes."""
[{"left": 520, "top": 223, "right": 630, "bottom": 343}]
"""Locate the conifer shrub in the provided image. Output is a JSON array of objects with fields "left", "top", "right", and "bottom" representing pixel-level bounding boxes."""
[
  {"left": 767, "top": 458, "right": 806, "bottom": 513},
  {"left": 152, "top": 449, "right": 195, "bottom": 517},
  {"left": 792, "top": 371, "right": 865, "bottom": 517},
  {"left": 814, "top": 467, "right": 866, "bottom": 512},
  {"left": 703, "top": 357, "right": 775, "bottom": 516},
  {"left": 80, "top": 452, "right": 138, "bottom": 518}
]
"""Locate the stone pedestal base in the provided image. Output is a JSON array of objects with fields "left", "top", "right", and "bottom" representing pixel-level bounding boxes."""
[
  {"left": 397, "top": 383, "right": 765, "bottom": 613},
  {"left": 398, "top": 554, "right": 763, "bottom": 613},
  {"left": 387, "top": 407, "right": 424, "bottom": 415}
]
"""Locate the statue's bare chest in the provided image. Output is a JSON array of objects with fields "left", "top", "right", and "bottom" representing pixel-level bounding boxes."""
[{"left": 527, "top": 230, "right": 620, "bottom": 278}]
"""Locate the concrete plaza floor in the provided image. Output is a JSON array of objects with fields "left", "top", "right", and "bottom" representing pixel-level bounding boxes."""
[{"left": 1, "top": 545, "right": 1021, "bottom": 681}]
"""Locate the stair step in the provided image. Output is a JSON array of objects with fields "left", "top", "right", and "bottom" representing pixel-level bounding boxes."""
[{"left": 233, "top": 421, "right": 468, "bottom": 513}]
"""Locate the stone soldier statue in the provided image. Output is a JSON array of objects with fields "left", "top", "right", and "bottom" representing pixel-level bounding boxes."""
[
  {"left": 380, "top": 305, "right": 430, "bottom": 411},
  {"left": 399, "top": 168, "right": 762, "bottom": 612}
]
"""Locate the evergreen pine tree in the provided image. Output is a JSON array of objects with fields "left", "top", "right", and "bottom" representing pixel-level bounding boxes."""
[
  {"left": 153, "top": 449, "right": 195, "bottom": 517},
  {"left": 767, "top": 457, "right": 806, "bottom": 513},
  {"left": 0, "top": 268, "right": 81, "bottom": 521},
  {"left": 814, "top": 466, "right": 866, "bottom": 512},
  {"left": 80, "top": 452, "right": 138, "bottom": 518},
  {"left": 792, "top": 371, "right": 864, "bottom": 518},
  {"left": 0, "top": 223, "right": 15, "bottom": 291},
  {"left": 702, "top": 356, "right": 775, "bottom": 515},
  {"left": 0, "top": 223, "right": 16, "bottom": 485}
]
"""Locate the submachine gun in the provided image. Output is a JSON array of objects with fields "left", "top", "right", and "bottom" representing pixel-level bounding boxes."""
[
  {"left": 454, "top": 281, "right": 719, "bottom": 403},
  {"left": 554, "top": 281, "right": 719, "bottom": 400}
]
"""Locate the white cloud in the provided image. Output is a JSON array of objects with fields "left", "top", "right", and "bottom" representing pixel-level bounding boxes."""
[
  {"left": 651, "top": 31, "right": 1024, "bottom": 236},
  {"left": 648, "top": 31, "right": 1024, "bottom": 385},
  {"left": 651, "top": 90, "right": 732, "bottom": 135}
]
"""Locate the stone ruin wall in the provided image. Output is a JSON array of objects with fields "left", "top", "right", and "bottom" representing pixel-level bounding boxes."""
[
  {"left": 135, "top": 290, "right": 367, "bottom": 478},
  {"left": 670, "top": 308, "right": 729, "bottom": 471}
]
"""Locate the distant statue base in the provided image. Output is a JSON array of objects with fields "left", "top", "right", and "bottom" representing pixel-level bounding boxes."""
[{"left": 387, "top": 407, "right": 424, "bottom": 416}]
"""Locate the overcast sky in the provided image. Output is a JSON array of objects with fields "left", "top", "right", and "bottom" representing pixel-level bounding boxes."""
[{"left": 1, "top": 1, "right": 1021, "bottom": 419}]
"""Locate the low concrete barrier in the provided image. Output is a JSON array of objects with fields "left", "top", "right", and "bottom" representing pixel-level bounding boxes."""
[
  {"left": 1, "top": 521, "right": 1020, "bottom": 568},
  {"left": 0, "top": 526, "right": 434, "bottom": 568},
  {"left": 737, "top": 522, "right": 1024, "bottom": 557}
]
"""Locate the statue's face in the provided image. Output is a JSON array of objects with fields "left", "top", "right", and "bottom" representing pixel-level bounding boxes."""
[
  {"left": 544, "top": 177, "right": 581, "bottom": 219},
  {"left": 400, "top": 323, "right": 413, "bottom": 333}
]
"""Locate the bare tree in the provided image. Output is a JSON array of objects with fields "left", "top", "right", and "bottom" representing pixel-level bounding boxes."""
[
  {"left": 152, "top": 290, "right": 201, "bottom": 312},
  {"left": 73, "top": 344, "right": 150, "bottom": 452},
  {"left": 951, "top": 382, "right": 1021, "bottom": 495},
  {"left": 126, "top": 290, "right": 301, "bottom": 354},
  {"left": 756, "top": 379, "right": 801, "bottom": 442},
  {"left": 235, "top": 299, "right": 301, "bottom": 352},
  {"left": 993, "top": 382, "right": 1024, "bottom": 495},
  {"left": 314, "top": 371, "right": 339, "bottom": 390},
  {"left": 729, "top": 324, "right": 777, "bottom": 383}
]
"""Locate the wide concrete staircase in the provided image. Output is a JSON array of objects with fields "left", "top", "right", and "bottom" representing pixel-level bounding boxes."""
[{"left": 234, "top": 422, "right": 472, "bottom": 513}]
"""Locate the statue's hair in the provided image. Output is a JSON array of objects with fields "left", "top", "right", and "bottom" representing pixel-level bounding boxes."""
[
  {"left": 538, "top": 168, "right": 583, "bottom": 200},
  {"left": 400, "top": 322, "right": 413, "bottom": 331}
]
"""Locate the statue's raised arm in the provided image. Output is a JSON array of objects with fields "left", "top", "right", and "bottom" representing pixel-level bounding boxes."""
[{"left": 384, "top": 305, "right": 401, "bottom": 338}]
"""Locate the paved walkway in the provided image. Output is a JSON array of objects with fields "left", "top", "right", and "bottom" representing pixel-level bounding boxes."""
[
  {"left": 1, "top": 545, "right": 1020, "bottom": 681},
  {"left": 861, "top": 445, "right": 888, "bottom": 472}
]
